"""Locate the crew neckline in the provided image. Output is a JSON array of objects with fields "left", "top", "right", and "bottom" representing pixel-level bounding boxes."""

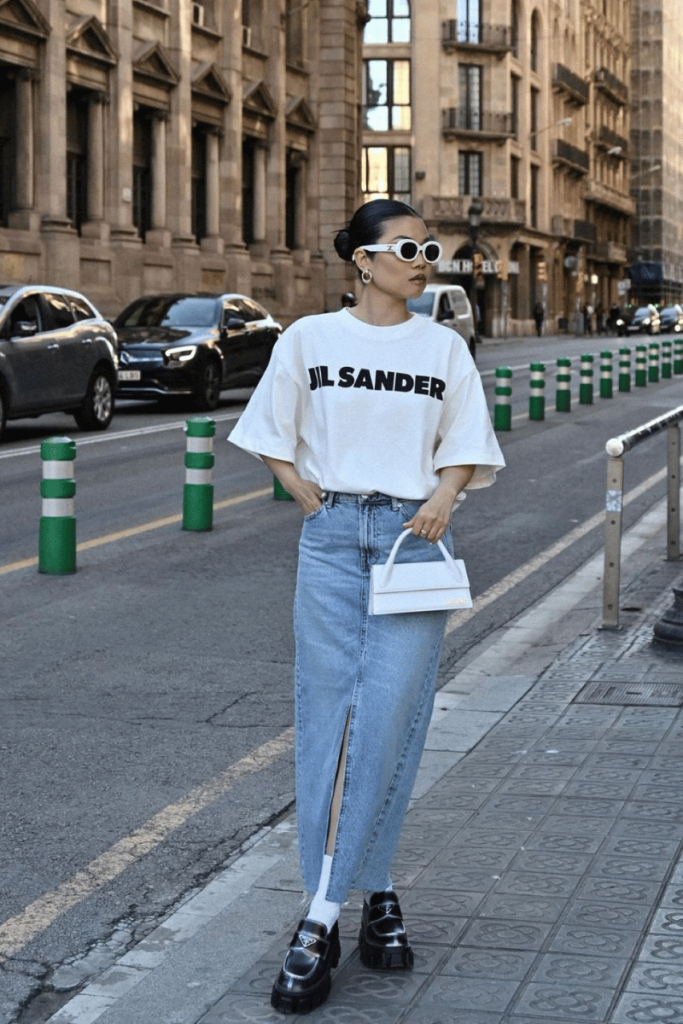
[{"left": 338, "top": 307, "right": 426, "bottom": 340}]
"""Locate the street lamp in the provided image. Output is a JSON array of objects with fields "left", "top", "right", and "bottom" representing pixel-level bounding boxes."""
[{"left": 468, "top": 199, "right": 482, "bottom": 339}]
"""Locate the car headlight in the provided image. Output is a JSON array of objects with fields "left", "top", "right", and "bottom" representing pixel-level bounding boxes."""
[{"left": 164, "top": 345, "right": 197, "bottom": 364}]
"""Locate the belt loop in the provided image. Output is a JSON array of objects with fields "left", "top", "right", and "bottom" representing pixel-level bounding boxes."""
[
  {"left": 391, "top": 495, "right": 402, "bottom": 511},
  {"left": 326, "top": 491, "right": 335, "bottom": 507}
]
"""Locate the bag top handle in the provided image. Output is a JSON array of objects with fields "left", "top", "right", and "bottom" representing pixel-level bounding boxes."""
[{"left": 379, "top": 528, "right": 454, "bottom": 588}]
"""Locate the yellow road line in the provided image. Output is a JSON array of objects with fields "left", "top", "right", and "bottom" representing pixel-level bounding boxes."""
[
  {"left": 0, "top": 727, "right": 295, "bottom": 960},
  {"left": 0, "top": 487, "right": 273, "bottom": 576}
]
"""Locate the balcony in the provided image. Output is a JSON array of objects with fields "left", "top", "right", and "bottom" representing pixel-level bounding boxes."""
[
  {"left": 574, "top": 219, "right": 595, "bottom": 243},
  {"left": 422, "top": 195, "right": 527, "bottom": 227},
  {"left": 552, "top": 215, "right": 572, "bottom": 238},
  {"left": 552, "top": 63, "right": 589, "bottom": 105},
  {"left": 442, "top": 107, "right": 515, "bottom": 141},
  {"left": 597, "top": 125, "right": 628, "bottom": 156},
  {"left": 442, "top": 20, "right": 513, "bottom": 55},
  {"left": 594, "top": 66, "right": 628, "bottom": 106},
  {"left": 553, "top": 138, "right": 589, "bottom": 175},
  {"left": 591, "top": 240, "right": 628, "bottom": 264},
  {"left": 585, "top": 180, "right": 635, "bottom": 216}
]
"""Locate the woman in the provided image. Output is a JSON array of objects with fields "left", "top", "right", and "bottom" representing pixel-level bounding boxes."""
[{"left": 229, "top": 199, "right": 504, "bottom": 1014}]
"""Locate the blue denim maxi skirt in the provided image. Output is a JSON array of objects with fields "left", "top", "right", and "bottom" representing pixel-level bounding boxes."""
[{"left": 294, "top": 491, "right": 452, "bottom": 902}]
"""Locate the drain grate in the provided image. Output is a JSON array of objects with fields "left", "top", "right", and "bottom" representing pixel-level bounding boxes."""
[{"left": 575, "top": 681, "right": 683, "bottom": 707}]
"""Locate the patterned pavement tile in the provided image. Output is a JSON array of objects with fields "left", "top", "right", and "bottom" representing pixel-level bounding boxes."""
[
  {"left": 440, "top": 946, "right": 536, "bottom": 981},
  {"left": 430, "top": 846, "right": 517, "bottom": 873},
  {"left": 398, "top": 913, "right": 468, "bottom": 947},
  {"left": 560, "top": 899, "right": 651, "bottom": 931},
  {"left": 513, "top": 981, "right": 614, "bottom": 1020},
  {"left": 328, "top": 962, "right": 428, "bottom": 1005},
  {"left": 575, "top": 876, "right": 662, "bottom": 905},
  {"left": 659, "top": 884, "right": 683, "bottom": 909},
  {"left": 621, "top": 801, "right": 683, "bottom": 824},
  {"left": 548, "top": 925, "right": 641, "bottom": 958},
  {"left": 400, "top": 887, "right": 485, "bottom": 920},
  {"left": 414, "top": 788, "right": 489, "bottom": 810},
  {"left": 598, "top": 836, "right": 681, "bottom": 859},
  {"left": 510, "top": 850, "right": 594, "bottom": 876},
  {"left": 461, "top": 919, "right": 553, "bottom": 951},
  {"left": 588, "top": 857, "right": 672, "bottom": 882},
  {"left": 438, "top": 829, "right": 534, "bottom": 853},
  {"left": 402, "top": 1010, "right": 500, "bottom": 1024},
  {"left": 626, "top": 962, "right": 683, "bottom": 996},
  {"left": 200, "top": 993, "right": 303, "bottom": 1022},
  {"left": 411, "top": 864, "right": 505, "bottom": 893},
  {"left": 552, "top": 797, "right": 625, "bottom": 818},
  {"left": 612, "top": 991, "right": 683, "bottom": 1023},
  {"left": 407, "top": 973, "right": 518, "bottom": 1014},
  {"left": 609, "top": 819, "right": 683, "bottom": 842},
  {"left": 529, "top": 952, "right": 627, "bottom": 988},
  {"left": 477, "top": 892, "right": 568, "bottom": 923},
  {"left": 637, "top": 933, "right": 683, "bottom": 963},
  {"left": 522, "top": 831, "right": 603, "bottom": 854},
  {"left": 495, "top": 871, "right": 581, "bottom": 899},
  {"left": 647, "top": 908, "right": 683, "bottom": 936}
]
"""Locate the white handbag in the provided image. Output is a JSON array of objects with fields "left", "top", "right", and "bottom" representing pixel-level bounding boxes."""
[{"left": 369, "top": 529, "right": 472, "bottom": 615}]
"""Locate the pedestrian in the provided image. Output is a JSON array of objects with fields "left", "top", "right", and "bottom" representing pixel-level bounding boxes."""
[
  {"left": 340, "top": 291, "right": 357, "bottom": 308},
  {"left": 533, "top": 301, "right": 544, "bottom": 337},
  {"left": 595, "top": 303, "right": 606, "bottom": 335},
  {"left": 229, "top": 198, "right": 504, "bottom": 1015}
]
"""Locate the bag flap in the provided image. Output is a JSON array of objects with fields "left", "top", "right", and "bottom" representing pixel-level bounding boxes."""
[{"left": 372, "top": 559, "right": 470, "bottom": 596}]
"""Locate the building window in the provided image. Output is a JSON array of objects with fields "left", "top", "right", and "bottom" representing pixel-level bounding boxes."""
[
  {"left": 456, "top": 0, "right": 481, "bottom": 43},
  {"left": 191, "top": 126, "right": 207, "bottom": 243},
  {"left": 530, "top": 164, "right": 539, "bottom": 227},
  {"left": 242, "top": 0, "right": 262, "bottom": 47},
  {"left": 458, "top": 65, "right": 482, "bottom": 131},
  {"left": 242, "top": 136, "right": 256, "bottom": 244},
  {"left": 530, "top": 87, "right": 539, "bottom": 149},
  {"left": 459, "top": 151, "right": 482, "bottom": 195},
  {"left": 510, "top": 155, "right": 520, "bottom": 198},
  {"left": 530, "top": 12, "right": 540, "bottom": 72},
  {"left": 364, "top": 0, "right": 410, "bottom": 44},
  {"left": 66, "top": 92, "right": 88, "bottom": 233},
  {"left": 511, "top": 75, "right": 519, "bottom": 137},
  {"left": 285, "top": 0, "right": 304, "bottom": 63},
  {"left": 511, "top": 0, "right": 519, "bottom": 57},
  {"left": 132, "top": 110, "right": 152, "bottom": 239},
  {"left": 0, "top": 71, "right": 16, "bottom": 226},
  {"left": 363, "top": 60, "right": 411, "bottom": 131},
  {"left": 362, "top": 146, "right": 411, "bottom": 203},
  {"left": 285, "top": 148, "right": 301, "bottom": 249}
]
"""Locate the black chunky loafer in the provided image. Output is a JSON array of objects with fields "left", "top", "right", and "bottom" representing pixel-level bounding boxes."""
[
  {"left": 359, "top": 890, "right": 414, "bottom": 970},
  {"left": 271, "top": 918, "right": 341, "bottom": 1015}
]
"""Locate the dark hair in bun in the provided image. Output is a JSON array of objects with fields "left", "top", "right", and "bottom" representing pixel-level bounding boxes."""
[{"left": 333, "top": 199, "right": 420, "bottom": 263}]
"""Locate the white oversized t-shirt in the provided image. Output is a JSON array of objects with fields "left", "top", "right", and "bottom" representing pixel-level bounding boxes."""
[{"left": 229, "top": 308, "right": 504, "bottom": 500}]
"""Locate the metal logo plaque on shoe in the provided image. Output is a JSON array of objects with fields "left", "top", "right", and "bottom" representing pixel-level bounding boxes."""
[{"left": 294, "top": 490, "right": 454, "bottom": 901}]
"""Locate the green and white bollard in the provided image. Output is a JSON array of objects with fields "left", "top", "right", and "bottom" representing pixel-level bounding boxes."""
[
  {"left": 635, "top": 344, "right": 648, "bottom": 387},
  {"left": 39, "top": 437, "right": 77, "bottom": 575},
  {"left": 529, "top": 362, "right": 545, "bottom": 421},
  {"left": 579, "top": 354, "right": 594, "bottom": 405},
  {"left": 556, "top": 358, "right": 572, "bottom": 412},
  {"left": 273, "top": 477, "right": 295, "bottom": 501},
  {"left": 648, "top": 341, "right": 660, "bottom": 383},
  {"left": 493, "top": 366, "right": 513, "bottom": 431},
  {"left": 599, "top": 350, "right": 613, "bottom": 399},
  {"left": 675, "top": 338, "right": 683, "bottom": 375},
  {"left": 618, "top": 346, "right": 631, "bottom": 392},
  {"left": 183, "top": 417, "right": 215, "bottom": 531},
  {"left": 662, "top": 340, "right": 672, "bottom": 379}
]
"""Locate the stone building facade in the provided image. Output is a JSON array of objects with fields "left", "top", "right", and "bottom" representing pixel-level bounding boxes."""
[
  {"left": 0, "top": 0, "right": 368, "bottom": 322},
  {"left": 362, "top": 0, "right": 633, "bottom": 336},
  {"left": 629, "top": 0, "right": 683, "bottom": 306}
]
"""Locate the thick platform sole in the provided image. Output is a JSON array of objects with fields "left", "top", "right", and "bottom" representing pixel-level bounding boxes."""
[
  {"left": 270, "top": 937, "right": 341, "bottom": 1015},
  {"left": 358, "top": 929, "right": 414, "bottom": 970}
]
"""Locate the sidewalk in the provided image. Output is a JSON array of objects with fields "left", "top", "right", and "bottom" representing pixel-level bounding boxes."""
[{"left": 45, "top": 498, "right": 683, "bottom": 1024}]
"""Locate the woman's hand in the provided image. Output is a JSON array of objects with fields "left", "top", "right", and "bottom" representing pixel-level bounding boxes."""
[
  {"left": 403, "top": 465, "right": 475, "bottom": 543},
  {"left": 261, "top": 456, "right": 324, "bottom": 517}
]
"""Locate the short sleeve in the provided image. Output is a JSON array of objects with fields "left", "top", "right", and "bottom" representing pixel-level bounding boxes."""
[
  {"left": 228, "top": 340, "right": 302, "bottom": 462},
  {"left": 433, "top": 366, "right": 505, "bottom": 488}
]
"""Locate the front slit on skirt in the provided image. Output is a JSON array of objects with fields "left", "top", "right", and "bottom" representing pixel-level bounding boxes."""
[{"left": 293, "top": 494, "right": 450, "bottom": 903}]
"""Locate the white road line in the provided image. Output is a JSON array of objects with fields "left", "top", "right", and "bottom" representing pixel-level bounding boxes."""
[
  {"left": 0, "top": 727, "right": 295, "bottom": 961},
  {"left": 0, "top": 411, "right": 242, "bottom": 460}
]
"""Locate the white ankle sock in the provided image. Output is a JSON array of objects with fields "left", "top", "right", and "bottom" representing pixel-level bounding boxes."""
[{"left": 307, "top": 855, "right": 340, "bottom": 931}]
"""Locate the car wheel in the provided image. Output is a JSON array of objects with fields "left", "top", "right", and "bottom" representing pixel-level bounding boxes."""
[
  {"left": 74, "top": 367, "right": 115, "bottom": 431},
  {"left": 193, "top": 358, "right": 222, "bottom": 411}
]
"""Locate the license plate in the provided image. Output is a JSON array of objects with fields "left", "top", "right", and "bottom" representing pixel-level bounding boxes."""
[{"left": 118, "top": 370, "right": 141, "bottom": 381}]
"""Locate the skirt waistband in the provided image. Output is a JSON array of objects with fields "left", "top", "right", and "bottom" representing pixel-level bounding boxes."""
[{"left": 325, "top": 491, "right": 407, "bottom": 507}]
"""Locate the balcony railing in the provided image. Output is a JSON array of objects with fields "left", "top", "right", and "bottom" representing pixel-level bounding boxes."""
[
  {"left": 553, "top": 138, "right": 589, "bottom": 174},
  {"left": 552, "top": 63, "right": 590, "bottom": 104},
  {"left": 442, "top": 107, "right": 514, "bottom": 138},
  {"left": 595, "top": 66, "right": 628, "bottom": 106},
  {"left": 598, "top": 125, "right": 628, "bottom": 155},
  {"left": 591, "top": 240, "right": 628, "bottom": 264},
  {"left": 442, "top": 20, "right": 513, "bottom": 53},
  {"left": 574, "top": 218, "right": 595, "bottom": 242},
  {"left": 422, "top": 195, "right": 526, "bottom": 227}
]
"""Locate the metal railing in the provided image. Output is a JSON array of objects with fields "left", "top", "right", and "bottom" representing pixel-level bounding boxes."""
[{"left": 602, "top": 406, "right": 683, "bottom": 628}]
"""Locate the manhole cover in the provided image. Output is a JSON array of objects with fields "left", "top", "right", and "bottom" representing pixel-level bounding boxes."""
[{"left": 575, "top": 681, "right": 683, "bottom": 707}]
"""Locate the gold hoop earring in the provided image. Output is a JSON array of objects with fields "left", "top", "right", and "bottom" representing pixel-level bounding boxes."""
[{"left": 361, "top": 268, "right": 372, "bottom": 285}]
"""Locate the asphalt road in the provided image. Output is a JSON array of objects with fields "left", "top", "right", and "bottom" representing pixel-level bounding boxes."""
[{"left": 1, "top": 333, "right": 681, "bottom": 1023}]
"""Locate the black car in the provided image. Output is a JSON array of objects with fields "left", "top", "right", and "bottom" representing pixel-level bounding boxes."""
[
  {"left": 658, "top": 305, "right": 683, "bottom": 333},
  {"left": 0, "top": 284, "right": 118, "bottom": 442},
  {"left": 617, "top": 305, "right": 661, "bottom": 336},
  {"left": 114, "top": 293, "right": 282, "bottom": 410}
]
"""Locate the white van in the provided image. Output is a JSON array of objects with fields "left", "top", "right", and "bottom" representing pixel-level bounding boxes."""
[{"left": 407, "top": 284, "right": 476, "bottom": 358}]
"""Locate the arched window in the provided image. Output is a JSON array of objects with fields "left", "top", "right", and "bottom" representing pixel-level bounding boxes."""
[
  {"left": 530, "top": 11, "right": 541, "bottom": 72},
  {"left": 511, "top": 0, "right": 520, "bottom": 58},
  {"left": 364, "top": 0, "right": 411, "bottom": 45}
]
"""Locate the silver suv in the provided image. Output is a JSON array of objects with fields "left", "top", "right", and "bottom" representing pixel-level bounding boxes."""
[
  {"left": 407, "top": 284, "right": 476, "bottom": 358},
  {"left": 0, "top": 285, "right": 118, "bottom": 442}
]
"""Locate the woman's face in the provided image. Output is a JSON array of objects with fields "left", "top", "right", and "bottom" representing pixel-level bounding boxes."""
[{"left": 355, "top": 215, "right": 435, "bottom": 302}]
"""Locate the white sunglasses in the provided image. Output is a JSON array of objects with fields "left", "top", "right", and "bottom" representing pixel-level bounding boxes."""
[{"left": 358, "top": 238, "right": 443, "bottom": 264}]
